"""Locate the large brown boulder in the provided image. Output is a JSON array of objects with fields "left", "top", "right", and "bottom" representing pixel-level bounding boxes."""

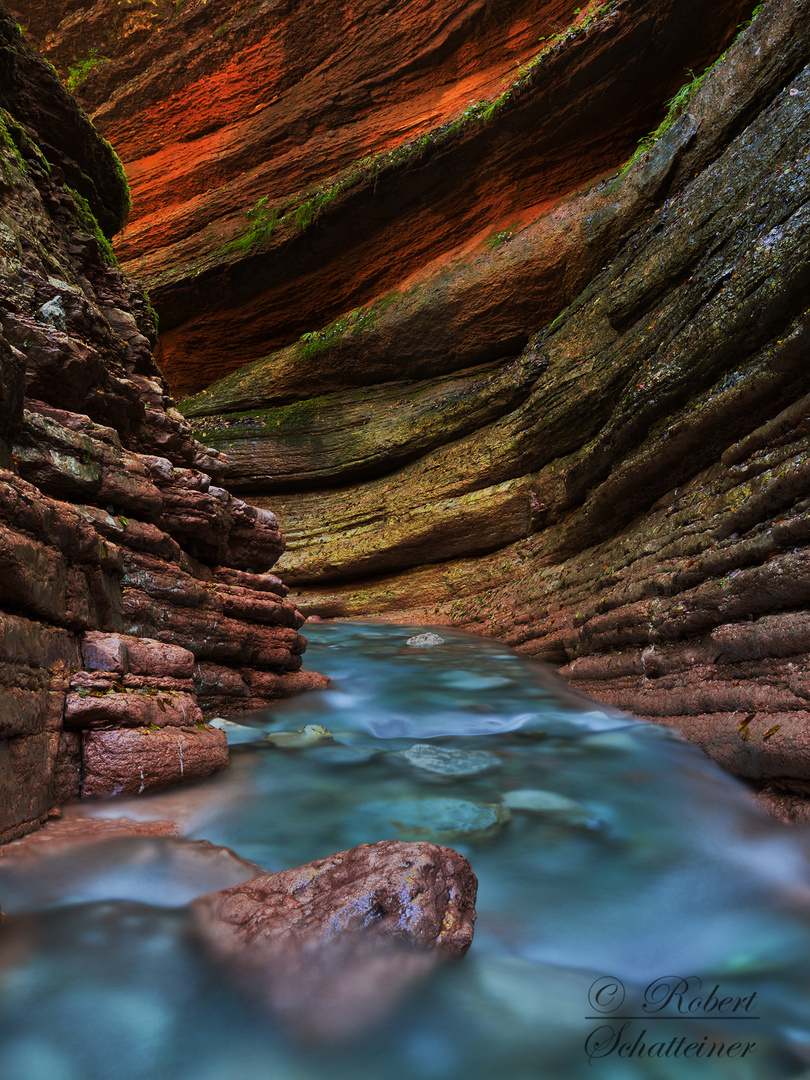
[{"left": 190, "top": 840, "right": 478, "bottom": 1040}]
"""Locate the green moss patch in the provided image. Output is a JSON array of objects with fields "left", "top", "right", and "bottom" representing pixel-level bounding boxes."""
[{"left": 65, "top": 185, "right": 121, "bottom": 268}]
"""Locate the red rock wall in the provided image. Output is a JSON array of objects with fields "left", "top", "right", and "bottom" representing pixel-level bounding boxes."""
[
  {"left": 0, "top": 10, "right": 325, "bottom": 843},
  {"left": 10, "top": 0, "right": 757, "bottom": 395},
  {"left": 10, "top": 0, "right": 810, "bottom": 812}
]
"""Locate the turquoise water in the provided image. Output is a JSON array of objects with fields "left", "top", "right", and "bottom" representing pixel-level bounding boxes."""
[{"left": 2, "top": 622, "right": 810, "bottom": 1079}]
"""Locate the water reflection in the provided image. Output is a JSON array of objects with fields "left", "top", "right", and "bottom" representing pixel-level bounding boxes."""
[{"left": 2, "top": 622, "right": 810, "bottom": 1079}]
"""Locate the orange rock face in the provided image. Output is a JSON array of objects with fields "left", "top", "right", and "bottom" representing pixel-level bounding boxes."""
[{"left": 11, "top": 0, "right": 757, "bottom": 395}]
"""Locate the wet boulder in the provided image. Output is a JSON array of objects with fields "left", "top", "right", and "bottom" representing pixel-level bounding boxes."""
[{"left": 190, "top": 840, "right": 477, "bottom": 1040}]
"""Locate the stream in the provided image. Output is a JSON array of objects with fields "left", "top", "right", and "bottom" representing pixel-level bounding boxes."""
[{"left": 2, "top": 621, "right": 810, "bottom": 1079}]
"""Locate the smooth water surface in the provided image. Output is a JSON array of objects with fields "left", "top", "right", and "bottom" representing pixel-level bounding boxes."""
[{"left": 3, "top": 622, "right": 810, "bottom": 1080}]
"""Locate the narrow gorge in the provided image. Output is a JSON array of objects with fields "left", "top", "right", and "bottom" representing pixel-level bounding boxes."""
[
  {"left": 2, "top": 3, "right": 810, "bottom": 1076},
  {"left": 7, "top": 0, "right": 807, "bottom": 812}
]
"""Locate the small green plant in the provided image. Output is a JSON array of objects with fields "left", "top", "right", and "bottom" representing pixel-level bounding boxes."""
[
  {"left": 298, "top": 306, "right": 373, "bottom": 359},
  {"left": 483, "top": 222, "right": 522, "bottom": 250},
  {"left": 218, "top": 195, "right": 279, "bottom": 255},
  {"left": 246, "top": 195, "right": 279, "bottom": 239},
  {"left": 619, "top": 1, "right": 767, "bottom": 176},
  {"left": 65, "top": 185, "right": 121, "bottom": 268},
  {"left": 221, "top": 181, "right": 344, "bottom": 256},
  {"left": 143, "top": 290, "right": 159, "bottom": 332},
  {"left": 66, "top": 48, "right": 111, "bottom": 92},
  {"left": 103, "top": 137, "right": 131, "bottom": 226},
  {"left": 0, "top": 111, "right": 25, "bottom": 178}
]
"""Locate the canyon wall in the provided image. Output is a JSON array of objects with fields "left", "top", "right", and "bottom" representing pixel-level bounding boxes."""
[
  {"left": 10, "top": 0, "right": 810, "bottom": 806},
  {"left": 0, "top": 8, "right": 325, "bottom": 843},
  {"left": 12, "top": 0, "right": 758, "bottom": 395}
]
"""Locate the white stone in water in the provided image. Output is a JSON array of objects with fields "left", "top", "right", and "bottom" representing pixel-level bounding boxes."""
[
  {"left": 207, "top": 717, "right": 267, "bottom": 744},
  {"left": 207, "top": 717, "right": 243, "bottom": 729},
  {"left": 405, "top": 633, "right": 445, "bottom": 647},
  {"left": 399, "top": 743, "right": 501, "bottom": 777},
  {"left": 261, "top": 724, "right": 334, "bottom": 749},
  {"left": 502, "top": 789, "right": 591, "bottom": 823}
]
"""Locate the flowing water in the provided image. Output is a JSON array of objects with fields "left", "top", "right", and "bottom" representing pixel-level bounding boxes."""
[{"left": 2, "top": 622, "right": 810, "bottom": 1079}]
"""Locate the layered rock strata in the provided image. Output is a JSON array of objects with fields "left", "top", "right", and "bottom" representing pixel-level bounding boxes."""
[
  {"left": 13, "top": 0, "right": 810, "bottom": 800},
  {"left": 183, "top": 0, "right": 810, "bottom": 799},
  {"left": 11, "top": 0, "right": 759, "bottom": 395},
  {"left": 0, "top": 9, "right": 325, "bottom": 843}
]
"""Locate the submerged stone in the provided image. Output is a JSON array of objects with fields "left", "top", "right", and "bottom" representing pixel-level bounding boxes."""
[
  {"left": 398, "top": 743, "right": 501, "bottom": 778},
  {"left": 261, "top": 724, "right": 334, "bottom": 749},
  {"left": 501, "top": 789, "right": 591, "bottom": 824},
  {"left": 304, "top": 744, "right": 379, "bottom": 765},
  {"left": 349, "top": 796, "right": 512, "bottom": 842}
]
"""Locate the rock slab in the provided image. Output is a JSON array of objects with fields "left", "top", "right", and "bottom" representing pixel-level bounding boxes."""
[{"left": 82, "top": 726, "right": 229, "bottom": 798}]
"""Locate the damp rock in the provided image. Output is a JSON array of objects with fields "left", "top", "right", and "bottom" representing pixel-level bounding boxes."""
[
  {"left": 36, "top": 296, "right": 67, "bottom": 331},
  {"left": 81, "top": 727, "right": 229, "bottom": 798},
  {"left": 405, "top": 633, "right": 445, "bottom": 647},
  {"left": 190, "top": 840, "right": 477, "bottom": 1040}
]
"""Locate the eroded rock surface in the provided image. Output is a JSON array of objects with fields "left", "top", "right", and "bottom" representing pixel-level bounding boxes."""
[
  {"left": 0, "top": 8, "right": 325, "bottom": 843},
  {"left": 11, "top": 0, "right": 757, "bottom": 395},
  {"left": 183, "top": 0, "right": 810, "bottom": 798},
  {"left": 11, "top": 0, "right": 810, "bottom": 799},
  {"left": 190, "top": 840, "right": 477, "bottom": 1039}
]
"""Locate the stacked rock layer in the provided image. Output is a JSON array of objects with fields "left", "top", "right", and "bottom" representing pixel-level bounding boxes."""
[
  {"left": 0, "top": 10, "right": 325, "bottom": 843},
  {"left": 10, "top": 0, "right": 810, "bottom": 804}
]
